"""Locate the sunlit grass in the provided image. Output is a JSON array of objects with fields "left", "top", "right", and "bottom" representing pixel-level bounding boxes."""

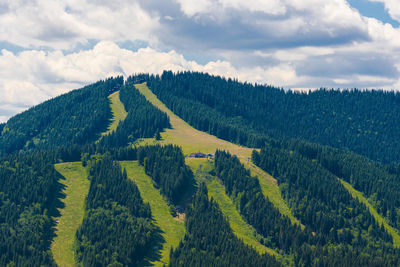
[
  {"left": 52, "top": 162, "right": 89, "bottom": 267},
  {"left": 135, "top": 83, "right": 300, "bottom": 226},
  {"left": 120, "top": 161, "right": 185, "bottom": 267},
  {"left": 339, "top": 178, "right": 400, "bottom": 248},
  {"left": 101, "top": 91, "right": 127, "bottom": 136},
  {"left": 187, "top": 159, "right": 276, "bottom": 254}
]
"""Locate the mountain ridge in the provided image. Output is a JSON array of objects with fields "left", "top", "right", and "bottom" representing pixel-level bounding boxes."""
[{"left": 1, "top": 72, "right": 400, "bottom": 266}]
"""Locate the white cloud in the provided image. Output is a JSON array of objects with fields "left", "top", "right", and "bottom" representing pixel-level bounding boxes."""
[
  {"left": 3, "top": 37, "right": 400, "bottom": 122},
  {"left": 0, "top": 0, "right": 159, "bottom": 50},
  {"left": 1, "top": 41, "right": 305, "bottom": 121},
  {"left": 1, "top": 0, "right": 400, "bottom": 123},
  {"left": 174, "top": 0, "right": 366, "bottom": 35},
  {"left": 366, "top": 17, "right": 400, "bottom": 46},
  {"left": 370, "top": 0, "right": 400, "bottom": 22}
]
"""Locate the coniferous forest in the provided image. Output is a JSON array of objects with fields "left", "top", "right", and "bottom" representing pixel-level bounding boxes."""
[
  {"left": 0, "top": 152, "right": 61, "bottom": 266},
  {"left": 1, "top": 72, "right": 400, "bottom": 266},
  {"left": 169, "top": 183, "right": 282, "bottom": 267},
  {"left": 0, "top": 77, "right": 123, "bottom": 156},
  {"left": 146, "top": 71, "right": 400, "bottom": 163},
  {"left": 75, "top": 157, "right": 157, "bottom": 266}
]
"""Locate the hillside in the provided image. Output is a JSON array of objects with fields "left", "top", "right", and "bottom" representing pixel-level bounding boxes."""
[
  {"left": 52, "top": 163, "right": 89, "bottom": 267},
  {"left": 0, "top": 72, "right": 400, "bottom": 266},
  {"left": 145, "top": 71, "right": 400, "bottom": 163}
]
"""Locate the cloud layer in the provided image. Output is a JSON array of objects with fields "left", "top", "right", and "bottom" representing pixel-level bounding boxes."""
[{"left": 1, "top": 0, "right": 400, "bottom": 122}]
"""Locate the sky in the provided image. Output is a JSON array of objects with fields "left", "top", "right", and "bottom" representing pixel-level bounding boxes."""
[{"left": 1, "top": 0, "right": 400, "bottom": 123}]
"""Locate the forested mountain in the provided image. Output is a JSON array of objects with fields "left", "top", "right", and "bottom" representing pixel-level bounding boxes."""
[
  {"left": 280, "top": 139, "right": 400, "bottom": 230},
  {"left": 99, "top": 83, "right": 170, "bottom": 148},
  {"left": 215, "top": 150, "right": 400, "bottom": 266},
  {"left": 0, "top": 77, "right": 123, "bottom": 156},
  {"left": 1, "top": 73, "right": 400, "bottom": 266},
  {"left": 214, "top": 150, "right": 307, "bottom": 252},
  {"left": 146, "top": 71, "right": 400, "bottom": 163}
]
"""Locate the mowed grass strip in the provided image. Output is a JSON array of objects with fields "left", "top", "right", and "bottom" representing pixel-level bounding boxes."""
[
  {"left": 135, "top": 83, "right": 299, "bottom": 226},
  {"left": 186, "top": 158, "right": 279, "bottom": 256},
  {"left": 52, "top": 162, "right": 89, "bottom": 267},
  {"left": 120, "top": 161, "right": 185, "bottom": 267},
  {"left": 134, "top": 83, "right": 254, "bottom": 158},
  {"left": 339, "top": 178, "right": 400, "bottom": 248},
  {"left": 247, "top": 163, "right": 304, "bottom": 229},
  {"left": 102, "top": 90, "right": 128, "bottom": 136}
]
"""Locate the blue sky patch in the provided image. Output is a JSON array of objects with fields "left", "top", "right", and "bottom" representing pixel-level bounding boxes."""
[{"left": 348, "top": 0, "right": 399, "bottom": 27}]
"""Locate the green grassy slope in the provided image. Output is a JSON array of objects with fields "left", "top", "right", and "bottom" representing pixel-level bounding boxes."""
[
  {"left": 134, "top": 83, "right": 300, "bottom": 226},
  {"left": 102, "top": 91, "right": 128, "bottom": 136},
  {"left": 339, "top": 178, "right": 400, "bottom": 248},
  {"left": 186, "top": 158, "right": 283, "bottom": 257},
  {"left": 248, "top": 164, "right": 303, "bottom": 228},
  {"left": 52, "top": 162, "right": 89, "bottom": 267},
  {"left": 120, "top": 161, "right": 185, "bottom": 267}
]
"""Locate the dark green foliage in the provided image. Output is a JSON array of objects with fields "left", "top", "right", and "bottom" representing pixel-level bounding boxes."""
[
  {"left": 169, "top": 183, "right": 281, "bottom": 267},
  {"left": 99, "top": 83, "right": 170, "bottom": 148},
  {"left": 214, "top": 150, "right": 307, "bottom": 252},
  {"left": 294, "top": 244, "right": 400, "bottom": 267},
  {"left": 0, "top": 152, "right": 61, "bottom": 266},
  {"left": 75, "top": 157, "right": 158, "bottom": 266},
  {"left": 137, "top": 145, "right": 193, "bottom": 205},
  {"left": 145, "top": 71, "right": 400, "bottom": 163},
  {"left": 0, "top": 77, "right": 123, "bottom": 155},
  {"left": 253, "top": 146, "right": 400, "bottom": 265},
  {"left": 1, "top": 73, "right": 400, "bottom": 266},
  {"left": 285, "top": 139, "right": 400, "bottom": 230}
]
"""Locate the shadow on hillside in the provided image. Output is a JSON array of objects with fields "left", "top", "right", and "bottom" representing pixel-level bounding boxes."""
[
  {"left": 47, "top": 170, "right": 67, "bottom": 245},
  {"left": 140, "top": 227, "right": 166, "bottom": 266}
]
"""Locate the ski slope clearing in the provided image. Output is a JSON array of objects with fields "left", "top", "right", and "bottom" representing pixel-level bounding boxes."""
[
  {"left": 135, "top": 83, "right": 301, "bottom": 226},
  {"left": 52, "top": 162, "right": 89, "bottom": 267},
  {"left": 339, "top": 178, "right": 400, "bottom": 248},
  {"left": 120, "top": 161, "right": 186, "bottom": 267}
]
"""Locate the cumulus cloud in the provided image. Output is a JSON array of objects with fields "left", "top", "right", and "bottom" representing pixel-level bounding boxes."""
[
  {"left": 163, "top": 0, "right": 368, "bottom": 52},
  {"left": 370, "top": 0, "right": 400, "bottom": 22},
  {"left": 0, "top": 0, "right": 159, "bottom": 50},
  {"left": 1, "top": 0, "right": 400, "bottom": 122},
  {"left": 2, "top": 40, "right": 338, "bottom": 121}
]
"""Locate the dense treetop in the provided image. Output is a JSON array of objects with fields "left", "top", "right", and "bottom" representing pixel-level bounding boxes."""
[
  {"left": 0, "top": 77, "right": 123, "bottom": 155},
  {"left": 75, "top": 156, "right": 158, "bottom": 266},
  {"left": 99, "top": 83, "right": 170, "bottom": 148},
  {"left": 0, "top": 152, "right": 61, "bottom": 266},
  {"left": 169, "top": 183, "right": 282, "bottom": 267},
  {"left": 146, "top": 71, "right": 400, "bottom": 163},
  {"left": 1, "top": 73, "right": 400, "bottom": 266}
]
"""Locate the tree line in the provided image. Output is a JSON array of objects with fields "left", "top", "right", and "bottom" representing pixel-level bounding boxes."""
[
  {"left": 137, "top": 144, "right": 194, "bottom": 206},
  {"left": 99, "top": 83, "right": 170, "bottom": 148},
  {"left": 252, "top": 146, "right": 400, "bottom": 266},
  {"left": 214, "top": 150, "right": 307, "bottom": 253},
  {"left": 169, "top": 183, "right": 282, "bottom": 267},
  {"left": 144, "top": 71, "right": 400, "bottom": 163},
  {"left": 75, "top": 156, "right": 159, "bottom": 266},
  {"left": 0, "top": 77, "right": 123, "bottom": 156}
]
